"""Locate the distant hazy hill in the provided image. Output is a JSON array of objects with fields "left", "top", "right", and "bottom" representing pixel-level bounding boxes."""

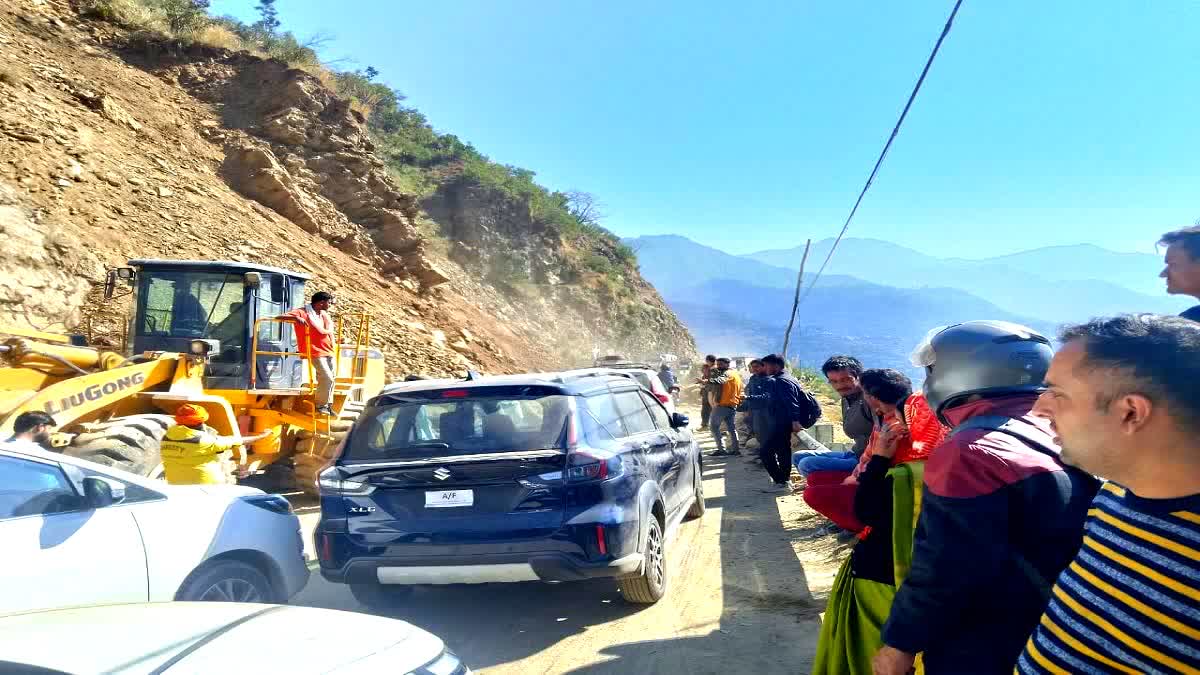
[
  {"left": 966, "top": 243, "right": 1167, "bottom": 296},
  {"left": 626, "top": 234, "right": 873, "bottom": 295},
  {"left": 669, "top": 278, "right": 1050, "bottom": 378},
  {"left": 630, "top": 235, "right": 1056, "bottom": 377},
  {"left": 744, "top": 237, "right": 1186, "bottom": 323}
]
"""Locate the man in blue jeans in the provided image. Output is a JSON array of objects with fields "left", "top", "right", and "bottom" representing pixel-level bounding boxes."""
[{"left": 793, "top": 355, "right": 876, "bottom": 476}]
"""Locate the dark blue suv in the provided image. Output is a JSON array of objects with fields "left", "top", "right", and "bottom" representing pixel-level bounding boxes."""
[{"left": 314, "top": 373, "right": 704, "bottom": 608}]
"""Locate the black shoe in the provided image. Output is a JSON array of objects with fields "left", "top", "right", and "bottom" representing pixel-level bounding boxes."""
[{"left": 315, "top": 405, "right": 334, "bottom": 416}]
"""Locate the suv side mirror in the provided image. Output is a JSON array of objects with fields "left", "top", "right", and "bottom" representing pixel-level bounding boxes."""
[
  {"left": 670, "top": 413, "right": 690, "bottom": 429},
  {"left": 83, "top": 476, "right": 126, "bottom": 508}
]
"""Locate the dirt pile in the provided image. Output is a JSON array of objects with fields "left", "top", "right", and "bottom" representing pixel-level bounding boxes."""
[{"left": 0, "top": 0, "right": 695, "bottom": 377}]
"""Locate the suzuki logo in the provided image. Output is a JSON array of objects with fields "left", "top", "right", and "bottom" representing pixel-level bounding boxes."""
[{"left": 433, "top": 467, "right": 452, "bottom": 481}]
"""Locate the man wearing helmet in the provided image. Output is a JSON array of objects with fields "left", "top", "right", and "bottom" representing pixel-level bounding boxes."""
[{"left": 872, "top": 322, "right": 1099, "bottom": 675}]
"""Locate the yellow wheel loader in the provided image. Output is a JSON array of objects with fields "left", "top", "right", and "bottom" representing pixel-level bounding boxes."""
[{"left": 0, "top": 260, "right": 387, "bottom": 494}]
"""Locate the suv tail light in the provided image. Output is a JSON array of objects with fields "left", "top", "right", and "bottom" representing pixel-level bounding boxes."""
[
  {"left": 567, "top": 451, "right": 623, "bottom": 482},
  {"left": 317, "top": 466, "right": 376, "bottom": 496},
  {"left": 654, "top": 392, "right": 670, "bottom": 405}
]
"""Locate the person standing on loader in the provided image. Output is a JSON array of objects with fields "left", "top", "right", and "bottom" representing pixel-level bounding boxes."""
[
  {"left": 160, "top": 404, "right": 270, "bottom": 485},
  {"left": 283, "top": 291, "right": 338, "bottom": 416}
]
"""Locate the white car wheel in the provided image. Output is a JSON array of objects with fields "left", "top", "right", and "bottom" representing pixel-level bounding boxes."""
[{"left": 178, "top": 560, "right": 274, "bottom": 604}]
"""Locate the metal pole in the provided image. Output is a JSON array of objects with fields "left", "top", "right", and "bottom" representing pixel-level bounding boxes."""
[{"left": 781, "top": 239, "right": 811, "bottom": 361}]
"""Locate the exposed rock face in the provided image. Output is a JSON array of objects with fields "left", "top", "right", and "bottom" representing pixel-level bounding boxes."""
[
  {"left": 131, "top": 42, "right": 439, "bottom": 288},
  {"left": 221, "top": 140, "right": 325, "bottom": 235},
  {"left": 0, "top": 0, "right": 695, "bottom": 377},
  {"left": 0, "top": 183, "right": 98, "bottom": 329}
]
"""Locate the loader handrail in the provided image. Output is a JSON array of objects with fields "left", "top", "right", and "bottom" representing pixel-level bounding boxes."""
[{"left": 249, "top": 316, "right": 315, "bottom": 391}]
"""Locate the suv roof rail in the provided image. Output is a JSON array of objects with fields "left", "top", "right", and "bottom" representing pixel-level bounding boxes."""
[{"left": 554, "top": 368, "right": 637, "bottom": 383}]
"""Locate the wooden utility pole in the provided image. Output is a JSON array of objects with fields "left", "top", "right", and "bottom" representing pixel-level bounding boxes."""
[{"left": 780, "top": 239, "right": 811, "bottom": 362}]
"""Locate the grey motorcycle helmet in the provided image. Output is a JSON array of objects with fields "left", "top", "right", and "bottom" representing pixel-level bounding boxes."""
[{"left": 911, "top": 320, "right": 1053, "bottom": 425}]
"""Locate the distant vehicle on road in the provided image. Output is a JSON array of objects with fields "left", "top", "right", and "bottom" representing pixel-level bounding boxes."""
[
  {"left": 315, "top": 372, "right": 704, "bottom": 608},
  {"left": 0, "top": 602, "right": 470, "bottom": 674},
  {"left": 566, "top": 364, "right": 677, "bottom": 415},
  {"left": 0, "top": 443, "right": 308, "bottom": 615}
]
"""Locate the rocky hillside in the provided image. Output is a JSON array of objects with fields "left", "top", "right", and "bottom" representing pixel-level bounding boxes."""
[{"left": 0, "top": 0, "right": 696, "bottom": 378}]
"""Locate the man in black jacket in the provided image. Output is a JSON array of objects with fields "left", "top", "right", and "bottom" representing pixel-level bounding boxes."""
[
  {"left": 740, "top": 359, "right": 772, "bottom": 444},
  {"left": 872, "top": 322, "right": 1099, "bottom": 675},
  {"left": 757, "top": 354, "right": 808, "bottom": 491}
]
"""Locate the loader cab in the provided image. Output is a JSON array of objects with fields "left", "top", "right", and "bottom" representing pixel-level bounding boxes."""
[{"left": 117, "top": 260, "right": 311, "bottom": 391}]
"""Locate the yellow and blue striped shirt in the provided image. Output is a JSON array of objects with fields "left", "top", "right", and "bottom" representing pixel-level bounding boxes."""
[{"left": 1018, "top": 482, "right": 1200, "bottom": 674}]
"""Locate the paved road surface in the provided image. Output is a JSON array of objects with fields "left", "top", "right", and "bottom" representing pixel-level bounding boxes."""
[{"left": 291, "top": 426, "right": 827, "bottom": 674}]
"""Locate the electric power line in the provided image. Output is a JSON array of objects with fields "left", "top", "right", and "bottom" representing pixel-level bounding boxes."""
[{"left": 797, "top": 0, "right": 965, "bottom": 306}]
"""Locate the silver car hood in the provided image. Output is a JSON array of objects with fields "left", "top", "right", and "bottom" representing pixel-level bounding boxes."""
[{"left": 0, "top": 602, "right": 445, "bottom": 673}]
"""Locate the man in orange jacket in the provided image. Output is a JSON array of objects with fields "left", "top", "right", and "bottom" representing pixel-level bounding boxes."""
[
  {"left": 707, "top": 357, "right": 744, "bottom": 456},
  {"left": 283, "top": 291, "right": 337, "bottom": 416}
]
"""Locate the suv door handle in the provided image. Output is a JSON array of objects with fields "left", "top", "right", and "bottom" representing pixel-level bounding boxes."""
[{"left": 639, "top": 441, "right": 652, "bottom": 451}]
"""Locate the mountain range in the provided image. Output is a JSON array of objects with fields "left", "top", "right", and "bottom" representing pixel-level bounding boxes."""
[
  {"left": 744, "top": 237, "right": 1186, "bottom": 323},
  {"left": 626, "top": 234, "right": 1187, "bottom": 378}
]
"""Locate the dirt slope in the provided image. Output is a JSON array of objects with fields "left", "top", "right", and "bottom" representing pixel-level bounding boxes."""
[{"left": 0, "top": 0, "right": 696, "bottom": 377}]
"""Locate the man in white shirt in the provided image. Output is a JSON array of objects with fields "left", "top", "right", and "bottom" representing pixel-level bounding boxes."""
[{"left": 0, "top": 411, "right": 56, "bottom": 452}]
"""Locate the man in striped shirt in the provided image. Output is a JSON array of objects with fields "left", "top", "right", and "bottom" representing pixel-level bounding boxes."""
[{"left": 1019, "top": 314, "right": 1200, "bottom": 673}]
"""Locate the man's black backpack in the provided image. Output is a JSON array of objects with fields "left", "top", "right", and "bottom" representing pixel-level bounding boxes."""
[{"left": 799, "top": 388, "right": 822, "bottom": 429}]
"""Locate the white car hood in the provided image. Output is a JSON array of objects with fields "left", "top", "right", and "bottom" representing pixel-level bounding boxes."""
[
  {"left": 0, "top": 603, "right": 445, "bottom": 673},
  {"left": 192, "top": 483, "right": 264, "bottom": 498}
]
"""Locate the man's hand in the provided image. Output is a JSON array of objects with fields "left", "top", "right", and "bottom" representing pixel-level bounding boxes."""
[
  {"left": 876, "top": 421, "right": 910, "bottom": 459},
  {"left": 791, "top": 421, "right": 802, "bottom": 433},
  {"left": 872, "top": 646, "right": 916, "bottom": 675}
]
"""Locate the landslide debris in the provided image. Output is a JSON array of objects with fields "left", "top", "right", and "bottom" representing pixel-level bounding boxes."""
[{"left": 0, "top": 0, "right": 696, "bottom": 379}]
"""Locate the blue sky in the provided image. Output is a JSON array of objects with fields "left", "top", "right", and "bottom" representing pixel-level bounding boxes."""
[{"left": 212, "top": 1, "right": 1198, "bottom": 258}]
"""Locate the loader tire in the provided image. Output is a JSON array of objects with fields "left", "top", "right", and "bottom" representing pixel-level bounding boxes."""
[
  {"left": 64, "top": 414, "right": 174, "bottom": 478},
  {"left": 295, "top": 432, "right": 348, "bottom": 457},
  {"left": 295, "top": 418, "right": 354, "bottom": 439},
  {"left": 293, "top": 453, "right": 329, "bottom": 495}
]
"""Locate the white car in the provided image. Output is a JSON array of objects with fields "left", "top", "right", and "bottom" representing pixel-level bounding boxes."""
[
  {"left": 559, "top": 366, "right": 677, "bottom": 415},
  {"left": 0, "top": 443, "right": 309, "bottom": 615},
  {"left": 0, "top": 602, "right": 470, "bottom": 674}
]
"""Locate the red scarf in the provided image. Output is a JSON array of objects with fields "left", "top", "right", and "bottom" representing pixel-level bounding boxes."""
[
  {"left": 848, "top": 392, "right": 945, "bottom": 481},
  {"left": 850, "top": 392, "right": 947, "bottom": 540}
]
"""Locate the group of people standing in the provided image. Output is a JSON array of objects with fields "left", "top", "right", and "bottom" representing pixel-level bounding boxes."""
[
  {"left": 784, "top": 224, "right": 1200, "bottom": 674},
  {"left": 692, "top": 353, "right": 822, "bottom": 491}
]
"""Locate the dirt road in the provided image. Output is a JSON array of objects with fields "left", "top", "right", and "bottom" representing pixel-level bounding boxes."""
[{"left": 291, "top": 420, "right": 848, "bottom": 674}]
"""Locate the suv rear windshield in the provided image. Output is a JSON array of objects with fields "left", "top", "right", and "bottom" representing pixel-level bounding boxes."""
[
  {"left": 629, "top": 372, "right": 655, "bottom": 391},
  {"left": 345, "top": 392, "right": 571, "bottom": 461}
]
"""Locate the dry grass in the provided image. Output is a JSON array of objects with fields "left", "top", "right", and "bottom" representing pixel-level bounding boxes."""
[
  {"left": 83, "top": 0, "right": 168, "bottom": 33},
  {"left": 192, "top": 23, "right": 241, "bottom": 51},
  {"left": 348, "top": 97, "right": 372, "bottom": 120},
  {"left": 303, "top": 63, "right": 339, "bottom": 91}
]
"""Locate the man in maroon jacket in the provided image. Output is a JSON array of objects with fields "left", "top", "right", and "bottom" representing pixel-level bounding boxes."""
[{"left": 872, "top": 322, "right": 1099, "bottom": 675}]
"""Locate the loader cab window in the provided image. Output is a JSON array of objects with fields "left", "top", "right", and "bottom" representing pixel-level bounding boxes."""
[
  {"left": 139, "top": 271, "right": 245, "bottom": 339},
  {"left": 138, "top": 270, "right": 248, "bottom": 389},
  {"left": 254, "top": 274, "right": 303, "bottom": 390}
]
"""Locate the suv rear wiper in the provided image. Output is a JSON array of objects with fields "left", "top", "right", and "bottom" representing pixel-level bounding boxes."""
[{"left": 403, "top": 442, "right": 451, "bottom": 450}]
